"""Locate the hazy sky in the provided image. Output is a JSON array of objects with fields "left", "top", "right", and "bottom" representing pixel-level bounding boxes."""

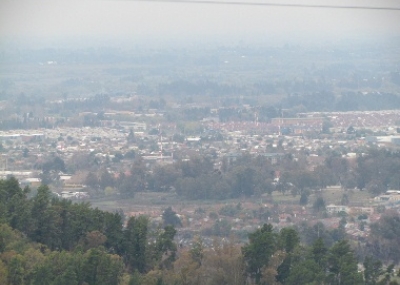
[{"left": 1, "top": 0, "right": 399, "bottom": 47}]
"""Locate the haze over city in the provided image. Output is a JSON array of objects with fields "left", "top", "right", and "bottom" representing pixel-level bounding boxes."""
[{"left": 1, "top": 0, "right": 400, "bottom": 284}]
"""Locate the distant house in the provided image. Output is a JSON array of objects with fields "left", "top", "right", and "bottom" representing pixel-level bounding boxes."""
[
  {"left": 60, "top": 191, "right": 89, "bottom": 199},
  {"left": 20, "top": 177, "right": 41, "bottom": 188},
  {"left": 60, "top": 175, "right": 72, "bottom": 181},
  {"left": 350, "top": 207, "right": 374, "bottom": 215},
  {"left": 60, "top": 191, "right": 77, "bottom": 199},
  {"left": 118, "top": 121, "right": 147, "bottom": 131},
  {"left": 326, "top": 204, "right": 349, "bottom": 214},
  {"left": 386, "top": 190, "right": 400, "bottom": 195},
  {"left": 258, "top": 153, "right": 284, "bottom": 164},
  {"left": 374, "top": 195, "right": 400, "bottom": 202},
  {"left": 186, "top": 137, "right": 201, "bottom": 142}
]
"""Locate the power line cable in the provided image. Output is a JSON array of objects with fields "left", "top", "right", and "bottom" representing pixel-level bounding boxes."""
[{"left": 115, "top": 0, "right": 400, "bottom": 11}]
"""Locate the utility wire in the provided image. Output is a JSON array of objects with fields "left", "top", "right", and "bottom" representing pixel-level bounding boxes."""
[{"left": 117, "top": 0, "right": 400, "bottom": 11}]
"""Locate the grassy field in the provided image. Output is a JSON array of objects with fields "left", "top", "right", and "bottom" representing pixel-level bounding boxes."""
[
  {"left": 89, "top": 187, "right": 374, "bottom": 216},
  {"left": 317, "top": 188, "right": 373, "bottom": 206},
  {"left": 89, "top": 191, "right": 266, "bottom": 217},
  {"left": 270, "top": 188, "right": 373, "bottom": 206}
]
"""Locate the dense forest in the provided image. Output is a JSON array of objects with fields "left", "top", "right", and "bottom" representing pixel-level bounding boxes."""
[{"left": 1, "top": 177, "right": 400, "bottom": 284}]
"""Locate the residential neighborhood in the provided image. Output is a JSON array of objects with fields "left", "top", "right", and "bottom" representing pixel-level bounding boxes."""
[{"left": 1, "top": 101, "right": 400, "bottom": 248}]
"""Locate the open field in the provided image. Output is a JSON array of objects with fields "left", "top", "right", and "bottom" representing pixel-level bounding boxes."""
[{"left": 89, "top": 187, "right": 374, "bottom": 216}]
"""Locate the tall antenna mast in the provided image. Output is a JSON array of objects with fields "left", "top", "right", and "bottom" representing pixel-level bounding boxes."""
[
  {"left": 158, "top": 124, "right": 163, "bottom": 162},
  {"left": 278, "top": 108, "right": 283, "bottom": 136}
]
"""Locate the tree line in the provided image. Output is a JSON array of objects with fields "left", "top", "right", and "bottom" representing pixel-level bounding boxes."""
[
  {"left": 84, "top": 149, "right": 400, "bottom": 202},
  {"left": 0, "top": 177, "right": 177, "bottom": 284},
  {"left": 2, "top": 177, "right": 400, "bottom": 284}
]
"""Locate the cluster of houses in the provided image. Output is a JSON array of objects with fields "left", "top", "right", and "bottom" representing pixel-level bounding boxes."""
[{"left": 1, "top": 107, "right": 399, "bottom": 243}]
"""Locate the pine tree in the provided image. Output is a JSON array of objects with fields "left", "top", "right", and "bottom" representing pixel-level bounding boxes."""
[{"left": 242, "top": 224, "right": 277, "bottom": 284}]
